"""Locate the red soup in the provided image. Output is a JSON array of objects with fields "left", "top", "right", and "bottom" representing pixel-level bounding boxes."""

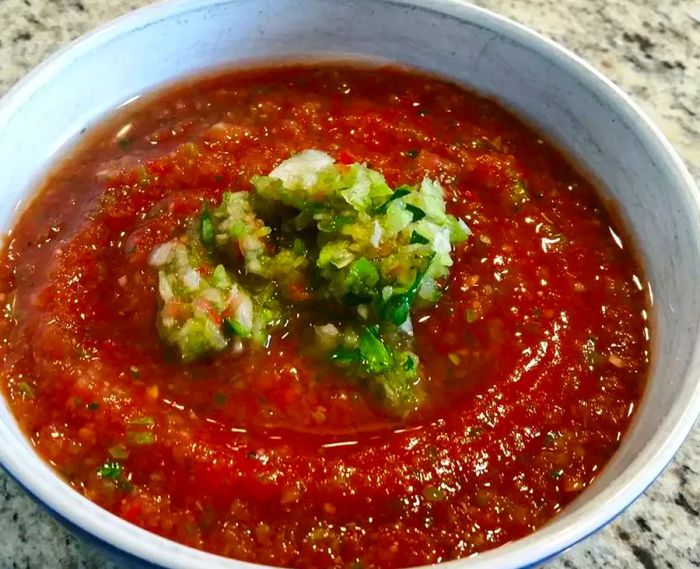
[{"left": 0, "top": 64, "right": 649, "bottom": 568}]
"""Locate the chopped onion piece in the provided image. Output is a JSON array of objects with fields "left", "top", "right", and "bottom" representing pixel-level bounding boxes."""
[{"left": 148, "top": 242, "right": 175, "bottom": 267}]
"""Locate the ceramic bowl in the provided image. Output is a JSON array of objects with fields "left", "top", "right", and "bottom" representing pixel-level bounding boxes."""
[{"left": 0, "top": 1, "right": 698, "bottom": 568}]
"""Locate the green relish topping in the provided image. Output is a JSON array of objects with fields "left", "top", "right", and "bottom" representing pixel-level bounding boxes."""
[{"left": 149, "top": 150, "right": 470, "bottom": 415}]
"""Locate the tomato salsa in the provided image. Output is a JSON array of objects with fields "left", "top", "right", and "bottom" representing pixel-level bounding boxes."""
[{"left": 0, "top": 64, "right": 650, "bottom": 567}]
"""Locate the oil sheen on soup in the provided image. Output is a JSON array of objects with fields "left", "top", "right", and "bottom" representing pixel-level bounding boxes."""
[{"left": 0, "top": 64, "right": 650, "bottom": 568}]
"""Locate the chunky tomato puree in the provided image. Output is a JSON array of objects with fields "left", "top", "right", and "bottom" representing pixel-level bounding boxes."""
[{"left": 0, "top": 65, "right": 649, "bottom": 567}]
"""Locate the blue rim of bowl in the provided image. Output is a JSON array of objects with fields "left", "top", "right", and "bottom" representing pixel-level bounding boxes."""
[{"left": 0, "top": 0, "right": 698, "bottom": 568}]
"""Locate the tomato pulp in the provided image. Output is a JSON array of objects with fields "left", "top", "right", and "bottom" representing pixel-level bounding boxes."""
[{"left": 0, "top": 65, "right": 649, "bottom": 567}]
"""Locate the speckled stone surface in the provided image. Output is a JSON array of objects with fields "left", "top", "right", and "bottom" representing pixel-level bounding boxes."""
[{"left": 0, "top": 1, "right": 698, "bottom": 568}]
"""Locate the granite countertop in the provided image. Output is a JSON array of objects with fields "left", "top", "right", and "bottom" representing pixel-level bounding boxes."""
[{"left": 0, "top": 0, "right": 698, "bottom": 567}]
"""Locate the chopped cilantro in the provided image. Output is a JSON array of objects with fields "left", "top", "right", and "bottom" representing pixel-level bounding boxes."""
[
  {"left": 357, "top": 326, "right": 393, "bottom": 374},
  {"left": 98, "top": 461, "right": 123, "bottom": 480},
  {"left": 224, "top": 318, "right": 251, "bottom": 339},
  {"left": 376, "top": 254, "right": 435, "bottom": 326},
  {"left": 410, "top": 231, "right": 430, "bottom": 245},
  {"left": 376, "top": 186, "right": 411, "bottom": 214},
  {"left": 405, "top": 203, "right": 426, "bottom": 222},
  {"left": 200, "top": 206, "right": 215, "bottom": 246},
  {"left": 550, "top": 468, "right": 565, "bottom": 480}
]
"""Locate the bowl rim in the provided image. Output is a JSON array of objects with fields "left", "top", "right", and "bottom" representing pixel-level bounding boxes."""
[{"left": 0, "top": 0, "right": 699, "bottom": 568}]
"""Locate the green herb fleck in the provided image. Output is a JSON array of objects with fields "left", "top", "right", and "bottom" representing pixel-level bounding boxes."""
[
  {"left": 544, "top": 431, "right": 558, "bottom": 445},
  {"left": 342, "top": 258, "right": 379, "bottom": 305},
  {"left": 224, "top": 318, "right": 251, "bottom": 338},
  {"left": 136, "top": 166, "right": 151, "bottom": 187},
  {"left": 465, "top": 309, "right": 479, "bottom": 323},
  {"left": 341, "top": 292, "right": 373, "bottom": 306},
  {"left": 213, "top": 393, "right": 228, "bottom": 406},
  {"left": 292, "top": 238, "right": 307, "bottom": 256},
  {"left": 423, "top": 486, "right": 447, "bottom": 502},
  {"left": 357, "top": 326, "right": 393, "bottom": 373},
  {"left": 550, "top": 468, "right": 565, "bottom": 480},
  {"left": 108, "top": 444, "right": 130, "bottom": 459},
  {"left": 582, "top": 336, "right": 605, "bottom": 367},
  {"left": 410, "top": 231, "right": 430, "bottom": 245},
  {"left": 329, "top": 326, "right": 394, "bottom": 374},
  {"left": 378, "top": 293, "right": 412, "bottom": 327},
  {"left": 376, "top": 186, "right": 411, "bottom": 214},
  {"left": 509, "top": 178, "right": 530, "bottom": 209},
  {"left": 127, "top": 431, "right": 155, "bottom": 446},
  {"left": 377, "top": 254, "right": 434, "bottom": 326},
  {"left": 17, "top": 382, "right": 35, "bottom": 399},
  {"left": 128, "top": 416, "right": 154, "bottom": 426},
  {"left": 118, "top": 137, "right": 133, "bottom": 150},
  {"left": 329, "top": 346, "right": 361, "bottom": 366},
  {"left": 98, "top": 461, "right": 123, "bottom": 480},
  {"left": 200, "top": 206, "right": 215, "bottom": 246},
  {"left": 405, "top": 203, "right": 426, "bottom": 222}
]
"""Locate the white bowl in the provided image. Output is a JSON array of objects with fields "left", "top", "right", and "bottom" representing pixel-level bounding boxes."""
[{"left": 0, "top": 1, "right": 698, "bottom": 568}]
